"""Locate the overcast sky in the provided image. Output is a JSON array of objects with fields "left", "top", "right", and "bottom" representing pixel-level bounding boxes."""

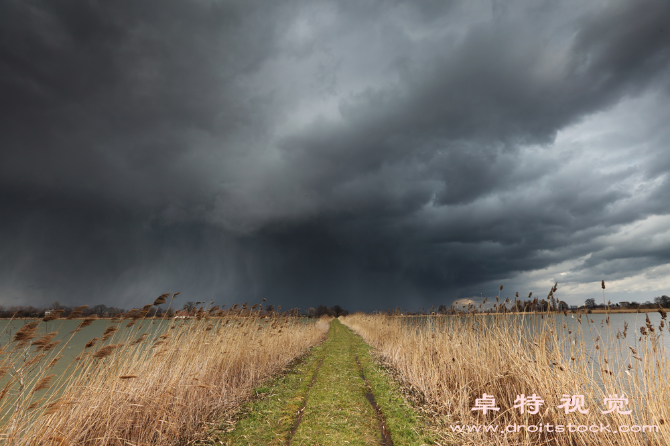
[{"left": 1, "top": 0, "right": 669, "bottom": 312}]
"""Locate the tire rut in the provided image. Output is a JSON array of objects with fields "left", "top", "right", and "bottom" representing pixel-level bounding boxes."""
[
  {"left": 355, "top": 355, "right": 394, "bottom": 446},
  {"left": 285, "top": 356, "right": 325, "bottom": 446}
]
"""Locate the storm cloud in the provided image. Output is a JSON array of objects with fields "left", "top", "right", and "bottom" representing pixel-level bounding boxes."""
[{"left": 1, "top": 0, "right": 669, "bottom": 311}]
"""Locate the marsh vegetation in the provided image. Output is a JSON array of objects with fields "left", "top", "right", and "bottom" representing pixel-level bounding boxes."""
[
  {"left": 0, "top": 296, "right": 329, "bottom": 445},
  {"left": 341, "top": 307, "right": 669, "bottom": 445}
]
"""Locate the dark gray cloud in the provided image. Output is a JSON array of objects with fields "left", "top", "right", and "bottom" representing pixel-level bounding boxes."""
[{"left": 1, "top": 0, "right": 669, "bottom": 311}]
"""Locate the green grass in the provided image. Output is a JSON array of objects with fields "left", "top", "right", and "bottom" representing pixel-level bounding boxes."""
[
  {"left": 291, "top": 319, "right": 379, "bottom": 445},
  {"left": 205, "top": 319, "right": 437, "bottom": 446},
  {"left": 342, "top": 324, "right": 436, "bottom": 445},
  {"left": 206, "top": 340, "right": 328, "bottom": 445}
]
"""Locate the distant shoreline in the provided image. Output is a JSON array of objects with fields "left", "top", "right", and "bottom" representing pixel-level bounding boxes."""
[
  {"left": 391, "top": 308, "right": 665, "bottom": 316},
  {"left": 575, "top": 307, "right": 663, "bottom": 314},
  {"left": 1, "top": 307, "right": 666, "bottom": 319}
]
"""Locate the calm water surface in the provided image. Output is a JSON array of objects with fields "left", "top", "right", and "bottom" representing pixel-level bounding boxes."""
[
  {"left": 0, "top": 318, "right": 173, "bottom": 383},
  {"left": 403, "top": 312, "right": 669, "bottom": 353}
]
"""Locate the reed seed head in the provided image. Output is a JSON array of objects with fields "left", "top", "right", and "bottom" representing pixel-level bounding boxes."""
[
  {"left": 153, "top": 293, "right": 170, "bottom": 305},
  {"left": 67, "top": 305, "right": 89, "bottom": 319},
  {"left": 92, "top": 344, "right": 118, "bottom": 359},
  {"left": 13, "top": 321, "right": 40, "bottom": 343},
  {"left": 102, "top": 326, "right": 119, "bottom": 341},
  {"left": 76, "top": 316, "right": 98, "bottom": 331},
  {"left": 27, "top": 399, "right": 44, "bottom": 410},
  {"left": 33, "top": 374, "right": 56, "bottom": 392},
  {"left": 130, "top": 334, "right": 147, "bottom": 345},
  {"left": 43, "top": 341, "right": 60, "bottom": 351},
  {"left": 44, "top": 399, "right": 69, "bottom": 416},
  {"left": 32, "top": 332, "right": 58, "bottom": 349}
]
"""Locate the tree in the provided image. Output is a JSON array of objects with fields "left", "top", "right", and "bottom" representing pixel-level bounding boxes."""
[
  {"left": 331, "top": 305, "right": 344, "bottom": 317},
  {"left": 315, "top": 305, "right": 334, "bottom": 317},
  {"left": 107, "top": 307, "right": 125, "bottom": 318},
  {"left": 183, "top": 302, "right": 197, "bottom": 313},
  {"left": 585, "top": 298, "right": 596, "bottom": 308},
  {"left": 92, "top": 304, "right": 108, "bottom": 317}
]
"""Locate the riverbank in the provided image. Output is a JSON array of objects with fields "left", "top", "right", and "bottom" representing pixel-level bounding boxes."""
[
  {"left": 0, "top": 312, "right": 329, "bottom": 444},
  {"left": 341, "top": 312, "right": 670, "bottom": 445},
  {"left": 391, "top": 308, "right": 666, "bottom": 316}
]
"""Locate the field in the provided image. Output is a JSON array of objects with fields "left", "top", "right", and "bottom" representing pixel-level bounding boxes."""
[
  {"left": 340, "top": 311, "right": 670, "bottom": 445},
  {"left": 204, "top": 318, "right": 435, "bottom": 445},
  {"left": 0, "top": 298, "right": 329, "bottom": 445},
  {"left": 2, "top": 298, "right": 669, "bottom": 445}
]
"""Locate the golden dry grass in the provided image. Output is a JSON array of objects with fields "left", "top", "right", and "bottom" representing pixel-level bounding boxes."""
[
  {"left": 0, "top": 300, "right": 330, "bottom": 445},
  {"left": 341, "top": 311, "right": 669, "bottom": 445}
]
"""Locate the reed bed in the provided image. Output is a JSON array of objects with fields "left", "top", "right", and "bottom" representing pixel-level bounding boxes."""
[
  {"left": 341, "top": 310, "right": 669, "bottom": 445},
  {"left": 0, "top": 297, "right": 329, "bottom": 445}
]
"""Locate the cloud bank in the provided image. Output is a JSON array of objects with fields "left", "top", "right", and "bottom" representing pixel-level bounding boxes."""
[{"left": 1, "top": 0, "right": 669, "bottom": 310}]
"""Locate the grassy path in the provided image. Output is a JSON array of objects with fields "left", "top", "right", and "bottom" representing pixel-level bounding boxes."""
[{"left": 204, "top": 319, "right": 435, "bottom": 446}]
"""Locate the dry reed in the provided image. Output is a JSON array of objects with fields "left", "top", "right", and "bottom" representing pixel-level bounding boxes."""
[
  {"left": 0, "top": 300, "right": 329, "bottom": 445},
  {"left": 341, "top": 307, "right": 669, "bottom": 445}
]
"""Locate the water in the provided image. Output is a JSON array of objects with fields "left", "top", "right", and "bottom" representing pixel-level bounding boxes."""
[
  {"left": 0, "top": 316, "right": 317, "bottom": 387},
  {"left": 561, "top": 312, "right": 668, "bottom": 354},
  {"left": 399, "top": 311, "right": 670, "bottom": 391},
  {"left": 397, "top": 311, "right": 669, "bottom": 426},
  {"left": 0, "top": 318, "right": 172, "bottom": 379},
  {"left": 401, "top": 311, "right": 669, "bottom": 354}
]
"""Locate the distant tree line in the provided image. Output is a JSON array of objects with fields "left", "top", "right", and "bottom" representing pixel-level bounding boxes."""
[
  {"left": 585, "top": 295, "right": 670, "bottom": 310},
  {"left": 304, "top": 305, "right": 349, "bottom": 317},
  {"left": 0, "top": 301, "right": 168, "bottom": 318},
  {"left": 0, "top": 299, "right": 338, "bottom": 319}
]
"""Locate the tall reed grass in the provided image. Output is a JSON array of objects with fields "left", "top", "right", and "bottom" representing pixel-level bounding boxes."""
[
  {"left": 0, "top": 297, "right": 329, "bottom": 445},
  {"left": 341, "top": 308, "right": 669, "bottom": 445}
]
